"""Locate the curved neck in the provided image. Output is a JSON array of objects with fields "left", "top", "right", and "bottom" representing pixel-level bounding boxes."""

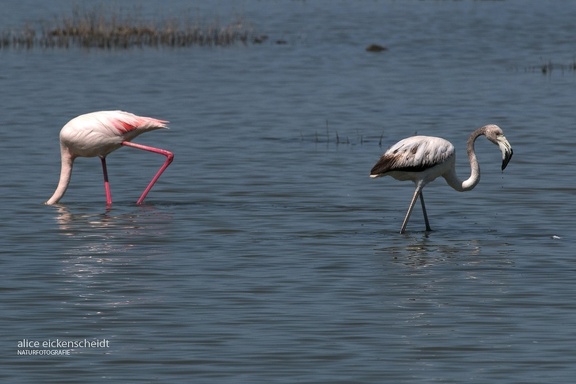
[
  {"left": 443, "top": 127, "right": 486, "bottom": 192},
  {"left": 45, "top": 148, "right": 74, "bottom": 205}
]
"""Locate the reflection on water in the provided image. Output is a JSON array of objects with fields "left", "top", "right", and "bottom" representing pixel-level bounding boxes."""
[
  {"left": 51, "top": 204, "right": 174, "bottom": 309},
  {"left": 53, "top": 205, "right": 171, "bottom": 236},
  {"left": 375, "top": 234, "right": 483, "bottom": 269}
]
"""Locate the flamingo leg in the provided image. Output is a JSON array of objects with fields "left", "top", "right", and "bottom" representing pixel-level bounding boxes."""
[
  {"left": 419, "top": 190, "right": 432, "bottom": 232},
  {"left": 121, "top": 141, "right": 174, "bottom": 205},
  {"left": 100, "top": 156, "right": 113, "bottom": 206},
  {"left": 400, "top": 184, "right": 424, "bottom": 234}
]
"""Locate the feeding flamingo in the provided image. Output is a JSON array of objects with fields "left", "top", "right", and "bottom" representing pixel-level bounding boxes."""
[
  {"left": 45, "top": 110, "right": 174, "bottom": 206},
  {"left": 370, "top": 124, "right": 513, "bottom": 233}
]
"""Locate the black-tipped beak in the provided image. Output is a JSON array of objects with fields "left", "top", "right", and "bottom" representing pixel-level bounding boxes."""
[
  {"left": 501, "top": 144, "right": 513, "bottom": 171},
  {"left": 496, "top": 134, "right": 513, "bottom": 171}
]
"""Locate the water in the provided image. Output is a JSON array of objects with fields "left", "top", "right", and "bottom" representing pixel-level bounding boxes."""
[{"left": 1, "top": 0, "right": 575, "bottom": 382}]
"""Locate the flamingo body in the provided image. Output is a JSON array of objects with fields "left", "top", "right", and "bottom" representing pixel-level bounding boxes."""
[
  {"left": 46, "top": 110, "right": 174, "bottom": 206},
  {"left": 371, "top": 136, "right": 455, "bottom": 182},
  {"left": 370, "top": 124, "right": 513, "bottom": 233},
  {"left": 59, "top": 111, "right": 168, "bottom": 157}
]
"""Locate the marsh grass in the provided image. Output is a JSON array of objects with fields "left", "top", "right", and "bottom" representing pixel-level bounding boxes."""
[
  {"left": 516, "top": 59, "right": 576, "bottom": 75},
  {"left": 306, "top": 121, "right": 367, "bottom": 147},
  {"left": 537, "top": 60, "right": 576, "bottom": 75},
  {"left": 1, "top": 5, "right": 257, "bottom": 49}
]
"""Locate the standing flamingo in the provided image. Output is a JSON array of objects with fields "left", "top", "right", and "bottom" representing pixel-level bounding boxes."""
[
  {"left": 370, "top": 124, "right": 513, "bottom": 233},
  {"left": 45, "top": 110, "right": 174, "bottom": 206}
]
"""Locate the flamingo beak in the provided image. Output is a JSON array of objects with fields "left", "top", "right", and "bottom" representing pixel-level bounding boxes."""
[{"left": 498, "top": 136, "right": 513, "bottom": 171}]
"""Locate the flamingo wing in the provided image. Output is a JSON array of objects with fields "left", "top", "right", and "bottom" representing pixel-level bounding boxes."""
[
  {"left": 91, "top": 110, "right": 169, "bottom": 135},
  {"left": 59, "top": 111, "right": 169, "bottom": 158},
  {"left": 370, "top": 136, "right": 454, "bottom": 176},
  {"left": 63, "top": 110, "right": 168, "bottom": 137}
]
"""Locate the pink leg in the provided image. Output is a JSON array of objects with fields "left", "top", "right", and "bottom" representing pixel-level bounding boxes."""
[
  {"left": 100, "top": 156, "right": 113, "bottom": 206},
  {"left": 121, "top": 141, "right": 174, "bottom": 205}
]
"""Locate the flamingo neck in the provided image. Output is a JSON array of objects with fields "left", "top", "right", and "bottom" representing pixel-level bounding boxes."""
[
  {"left": 45, "top": 148, "right": 74, "bottom": 205},
  {"left": 444, "top": 127, "right": 485, "bottom": 192}
]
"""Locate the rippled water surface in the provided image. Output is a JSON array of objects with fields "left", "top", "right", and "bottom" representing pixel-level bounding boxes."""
[{"left": 1, "top": 1, "right": 576, "bottom": 383}]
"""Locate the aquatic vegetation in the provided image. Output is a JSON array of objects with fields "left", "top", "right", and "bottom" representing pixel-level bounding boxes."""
[
  {"left": 0, "top": 5, "right": 258, "bottom": 49},
  {"left": 537, "top": 61, "right": 576, "bottom": 75},
  {"left": 517, "top": 60, "right": 576, "bottom": 75},
  {"left": 302, "top": 121, "right": 367, "bottom": 147}
]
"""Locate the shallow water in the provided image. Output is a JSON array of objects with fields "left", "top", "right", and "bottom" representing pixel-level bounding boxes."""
[{"left": 1, "top": 1, "right": 576, "bottom": 383}]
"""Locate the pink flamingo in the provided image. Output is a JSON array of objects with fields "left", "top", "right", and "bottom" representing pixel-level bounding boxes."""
[{"left": 45, "top": 110, "right": 174, "bottom": 206}]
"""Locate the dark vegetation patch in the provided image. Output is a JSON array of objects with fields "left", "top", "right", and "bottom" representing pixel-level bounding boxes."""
[{"left": 1, "top": 4, "right": 261, "bottom": 50}]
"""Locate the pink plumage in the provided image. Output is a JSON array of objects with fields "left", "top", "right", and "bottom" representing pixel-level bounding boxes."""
[
  {"left": 100, "top": 111, "right": 168, "bottom": 134},
  {"left": 46, "top": 110, "right": 174, "bottom": 206}
]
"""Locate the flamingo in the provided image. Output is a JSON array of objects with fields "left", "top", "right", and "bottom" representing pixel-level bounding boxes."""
[
  {"left": 369, "top": 124, "right": 513, "bottom": 234},
  {"left": 45, "top": 110, "right": 174, "bottom": 206}
]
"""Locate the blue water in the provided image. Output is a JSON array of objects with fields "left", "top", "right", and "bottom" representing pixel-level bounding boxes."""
[{"left": 1, "top": 1, "right": 576, "bottom": 383}]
